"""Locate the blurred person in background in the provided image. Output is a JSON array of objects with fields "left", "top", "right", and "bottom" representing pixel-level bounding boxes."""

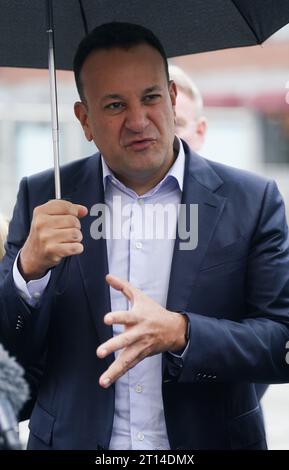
[
  {"left": 0, "top": 213, "right": 8, "bottom": 261},
  {"left": 169, "top": 64, "right": 207, "bottom": 152}
]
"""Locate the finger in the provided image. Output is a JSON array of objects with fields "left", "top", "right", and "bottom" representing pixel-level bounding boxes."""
[
  {"left": 96, "top": 330, "right": 138, "bottom": 358},
  {"left": 32, "top": 214, "right": 82, "bottom": 234},
  {"left": 54, "top": 228, "right": 83, "bottom": 243},
  {"left": 36, "top": 200, "right": 87, "bottom": 218},
  {"left": 99, "top": 345, "right": 142, "bottom": 388},
  {"left": 105, "top": 274, "right": 138, "bottom": 303},
  {"left": 40, "top": 227, "right": 83, "bottom": 245},
  {"left": 103, "top": 310, "right": 137, "bottom": 326},
  {"left": 77, "top": 205, "right": 88, "bottom": 218},
  {"left": 52, "top": 242, "right": 84, "bottom": 259},
  {"left": 48, "top": 215, "right": 81, "bottom": 230}
]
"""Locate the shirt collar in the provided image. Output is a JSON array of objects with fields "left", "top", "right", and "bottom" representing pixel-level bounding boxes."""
[{"left": 101, "top": 136, "right": 185, "bottom": 195}]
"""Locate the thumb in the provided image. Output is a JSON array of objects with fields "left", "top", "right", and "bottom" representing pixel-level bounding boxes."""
[
  {"left": 77, "top": 205, "right": 88, "bottom": 218},
  {"left": 106, "top": 274, "right": 137, "bottom": 303}
]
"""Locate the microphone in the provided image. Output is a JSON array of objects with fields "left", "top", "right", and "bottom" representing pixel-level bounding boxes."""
[{"left": 0, "top": 344, "right": 29, "bottom": 450}]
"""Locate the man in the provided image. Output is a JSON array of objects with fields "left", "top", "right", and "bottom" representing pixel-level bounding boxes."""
[
  {"left": 0, "top": 22, "right": 289, "bottom": 450},
  {"left": 169, "top": 64, "right": 207, "bottom": 151}
]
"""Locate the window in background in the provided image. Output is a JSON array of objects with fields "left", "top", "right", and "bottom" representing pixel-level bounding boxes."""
[
  {"left": 16, "top": 122, "right": 54, "bottom": 178},
  {"left": 201, "top": 107, "right": 262, "bottom": 172},
  {"left": 261, "top": 112, "right": 289, "bottom": 164}
]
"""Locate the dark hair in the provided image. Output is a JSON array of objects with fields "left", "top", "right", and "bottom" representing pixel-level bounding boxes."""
[{"left": 73, "top": 22, "right": 169, "bottom": 102}]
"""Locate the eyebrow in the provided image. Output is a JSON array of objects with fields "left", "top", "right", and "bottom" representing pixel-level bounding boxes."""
[
  {"left": 143, "top": 85, "right": 162, "bottom": 94},
  {"left": 100, "top": 85, "right": 163, "bottom": 103}
]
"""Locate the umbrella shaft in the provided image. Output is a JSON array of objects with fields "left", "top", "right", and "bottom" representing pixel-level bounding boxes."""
[{"left": 47, "top": 27, "right": 61, "bottom": 200}]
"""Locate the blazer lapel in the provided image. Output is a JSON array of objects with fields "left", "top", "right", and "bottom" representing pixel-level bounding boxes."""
[
  {"left": 65, "top": 154, "right": 113, "bottom": 364},
  {"left": 166, "top": 147, "right": 227, "bottom": 313}
]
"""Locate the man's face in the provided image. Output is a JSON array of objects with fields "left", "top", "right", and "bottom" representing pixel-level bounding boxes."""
[
  {"left": 74, "top": 44, "right": 177, "bottom": 193},
  {"left": 175, "top": 89, "right": 206, "bottom": 152}
]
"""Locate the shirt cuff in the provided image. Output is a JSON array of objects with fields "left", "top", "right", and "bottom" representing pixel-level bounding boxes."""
[
  {"left": 169, "top": 337, "right": 190, "bottom": 359},
  {"left": 167, "top": 313, "right": 190, "bottom": 363},
  {"left": 13, "top": 251, "right": 51, "bottom": 306}
]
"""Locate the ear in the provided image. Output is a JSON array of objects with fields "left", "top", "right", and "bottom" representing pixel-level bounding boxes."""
[
  {"left": 169, "top": 80, "right": 177, "bottom": 123},
  {"left": 195, "top": 117, "right": 207, "bottom": 148},
  {"left": 169, "top": 80, "right": 177, "bottom": 107},
  {"left": 74, "top": 101, "right": 93, "bottom": 141}
]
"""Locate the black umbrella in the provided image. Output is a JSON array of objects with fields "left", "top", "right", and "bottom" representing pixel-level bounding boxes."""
[
  {"left": 1, "top": 0, "right": 289, "bottom": 197},
  {"left": 2, "top": 0, "right": 289, "bottom": 69}
]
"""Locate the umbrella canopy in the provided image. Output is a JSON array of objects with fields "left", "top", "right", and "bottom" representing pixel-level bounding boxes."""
[{"left": 1, "top": 0, "right": 289, "bottom": 70}]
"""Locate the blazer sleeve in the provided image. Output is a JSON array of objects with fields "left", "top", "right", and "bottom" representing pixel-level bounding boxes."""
[
  {"left": 170, "top": 180, "right": 289, "bottom": 384},
  {"left": 0, "top": 177, "right": 53, "bottom": 362}
]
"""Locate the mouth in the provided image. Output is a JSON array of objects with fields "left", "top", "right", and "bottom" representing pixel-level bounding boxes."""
[{"left": 125, "top": 138, "right": 156, "bottom": 151}]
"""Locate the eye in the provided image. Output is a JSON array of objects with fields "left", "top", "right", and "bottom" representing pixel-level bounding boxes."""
[
  {"left": 105, "top": 102, "right": 125, "bottom": 110},
  {"left": 143, "top": 94, "right": 161, "bottom": 103}
]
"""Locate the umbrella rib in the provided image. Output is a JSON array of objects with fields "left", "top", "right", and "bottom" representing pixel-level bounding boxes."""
[
  {"left": 230, "top": 0, "right": 262, "bottom": 44},
  {"left": 78, "top": 0, "right": 89, "bottom": 35}
]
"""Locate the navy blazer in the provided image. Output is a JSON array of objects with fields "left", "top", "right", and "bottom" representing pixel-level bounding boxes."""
[{"left": 1, "top": 143, "right": 289, "bottom": 450}]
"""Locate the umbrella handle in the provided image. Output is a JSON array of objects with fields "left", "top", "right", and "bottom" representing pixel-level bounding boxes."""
[{"left": 46, "top": 0, "right": 61, "bottom": 200}]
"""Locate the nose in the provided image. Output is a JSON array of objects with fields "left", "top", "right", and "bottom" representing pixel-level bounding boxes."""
[{"left": 124, "top": 104, "right": 149, "bottom": 133}]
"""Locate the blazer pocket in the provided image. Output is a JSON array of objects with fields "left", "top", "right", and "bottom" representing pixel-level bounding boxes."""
[
  {"left": 201, "top": 237, "right": 248, "bottom": 271},
  {"left": 229, "top": 405, "right": 266, "bottom": 450},
  {"left": 29, "top": 401, "right": 55, "bottom": 446}
]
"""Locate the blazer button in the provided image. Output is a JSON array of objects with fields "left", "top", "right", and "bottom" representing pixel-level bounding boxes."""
[{"left": 16, "top": 315, "right": 23, "bottom": 330}]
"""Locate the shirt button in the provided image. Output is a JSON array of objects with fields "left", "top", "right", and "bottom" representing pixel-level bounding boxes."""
[
  {"left": 138, "top": 198, "right": 144, "bottom": 205},
  {"left": 137, "top": 432, "right": 144, "bottom": 441},
  {"left": 135, "top": 241, "right": 142, "bottom": 249},
  {"left": 33, "top": 292, "right": 41, "bottom": 299},
  {"left": 135, "top": 384, "right": 143, "bottom": 393}
]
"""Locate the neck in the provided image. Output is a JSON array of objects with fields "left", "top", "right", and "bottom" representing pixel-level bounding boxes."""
[{"left": 118, "top": 151, "right": 177, "bottom": 196}]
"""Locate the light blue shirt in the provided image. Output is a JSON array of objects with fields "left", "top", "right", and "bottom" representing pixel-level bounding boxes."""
[{"left": 14, "top": 138, "right": 186, "bottom": 450}]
